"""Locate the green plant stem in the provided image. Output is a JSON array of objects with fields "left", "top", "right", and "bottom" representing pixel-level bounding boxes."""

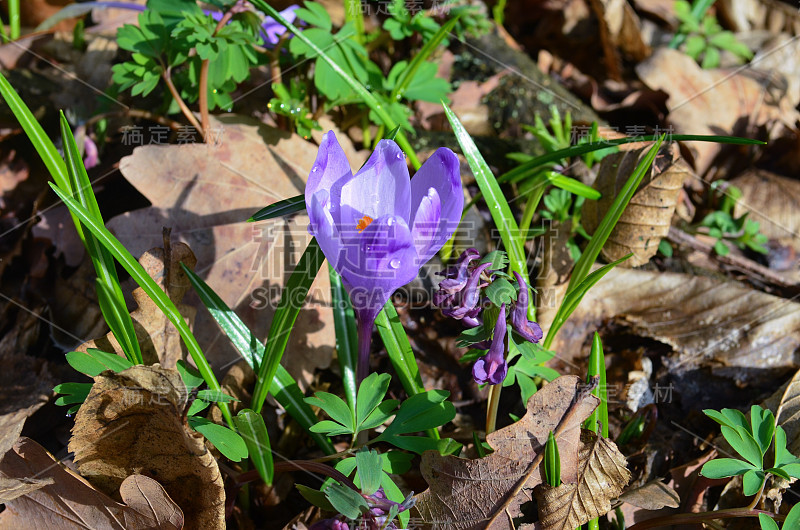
[
  {"left": 485, "top": 383, "right": 502, "bottom": 434},
  {"left": 8, "top": 0, "right": 19, "bottom": 40},
  {"left": 344, "top": 0, "right": 365, "bottom": 45},
  {"left": 199, "top": 8, "right": 236, "bottom": 141},
  {"left": 626, "top": 507, "right": 783, "bottom": 530},
  {"left": 163, "top": 67, "right": 204, "bottom": 137}
]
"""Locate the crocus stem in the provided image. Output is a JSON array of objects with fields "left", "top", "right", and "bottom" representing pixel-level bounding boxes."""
[{"left": 356, "top": 316, "right": 375, "bottom": 385}]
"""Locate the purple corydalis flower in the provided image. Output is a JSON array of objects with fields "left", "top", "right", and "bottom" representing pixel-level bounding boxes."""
[
  {"left": 511, "top": 272, "right": 543, "bottom": 344},
  {"left": 437, "top": 247, "right": 480, "bottom": 294},
  {"left": 473, "top": 304, "right": 508, "bottom": 385},
  {"left": 440, "top": 262, "right": 490, "bottom": 321},
  {"left": 306, "top": 132, "right": 463, "bottom": 381},
  {"left": 261, "top": 5, "right": 299, "bottom": 46}
]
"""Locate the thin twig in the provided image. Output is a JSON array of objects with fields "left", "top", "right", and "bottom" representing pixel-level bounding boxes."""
[
  {"left": 626, "top": 507, "right": 784, "bottom": 529},
  {"left": 667, "top": 226, "right": 796, "bottom": 288}
]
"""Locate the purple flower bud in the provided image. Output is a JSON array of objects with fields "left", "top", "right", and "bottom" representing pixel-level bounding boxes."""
[
  {"left": 309, "top": 517, "right": 350, "bottom": 530},
  {"left": 511, "top": 272, "right": 543, "bottom": 343},
  {"left": 472, "top": 304, "right": 508, "bottom": 385},
  {"left": 83, "top": 136, "right": 99, "bottom": 170},
  {"left": 437, "top": 247, "right": 480, "bottom": 294}
]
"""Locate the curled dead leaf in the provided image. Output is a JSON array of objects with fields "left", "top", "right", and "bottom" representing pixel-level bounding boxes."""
[
  {"left": 77, "top": 243, "right": 198, "bottom": 368},
  {"left": 534, "top": 431, "right": 631, "bottom": 530},
  {"left": 0, "top": 437, "right": 183, "bottom": 529},
  {"left": 414, "top": 376, "right": 600, "bottom": 529},
  {"left": 581, "top": 143, "right": 690, "bottom": 267},
  {"left": 616, "top": 479, "right": 680, "bottom": 510},
  {"left": 68, "top": 364, "right": 224, "bottom": 529}
]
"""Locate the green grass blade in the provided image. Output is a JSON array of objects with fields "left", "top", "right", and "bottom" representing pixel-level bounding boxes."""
[
  {"left": 60, "top": 113, "right": 142, "bottom": 364},
  {"left": 329, "top": 266, "right": 358, "bottom": 412},
  {"left": 48, "top": 184, "right": 232, "bottom": 427},
  {"left": 443, "top": 102, "right": 534, "bottom": 319},
  {"left": 344, "top": 0, "right": 365, "bottom": 44},
  {"left": 568, "top": 138, "right": 663, "bottom": 292},
  {"left": 234, "top": 409, "right": 275, "bottom": 485},
  {"left": 180, "top": 263, "right": 335, "bottom": 454},
  {"left": 375, "top": 301, "right": 439, "bottom": 440},
  {"left": 499, "top": 134, "right": 763, "bottom": 187},
  {"left": 248, "top": 0, "right": 421, "bottom": 169},
  {"left": 250, "top": 238, "right": 326, "bottom": 414},
  {"left": 390, "top": 16, "right": 459, "bottom": 101},
  {"left": 584, "top": 332, "right": 608, "bottom": 437},
  {"left": 248, "top": 195, "right": 306, "bottom": 221},
  {"left": 8, "top": 0, "right": 19, "bottom": 40},
  {"left": 544, "top": 254, "right": 630, "bottom": 350}
]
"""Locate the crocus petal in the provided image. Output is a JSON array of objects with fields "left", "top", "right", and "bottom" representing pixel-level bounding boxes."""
[
  {"left": 337, "top": 214, "right": 417, "bottom": 322},
  {"left": 511, "top": 272, "right": 544, "bottom": 343},
  {"left": 338, "top": 140, "right": 411, "bottom": 231},
  {"left": 310, "top": 190, "right": 342, "bottom": 270},
  {"left": 306, "top": 132, "right": 353, "bottom": 228},
  {"left": 411, "top": 186, "right": 441, "bottom": 261},
  {"left": 409, "top": 147, "right": 463, "bottom": 263}
]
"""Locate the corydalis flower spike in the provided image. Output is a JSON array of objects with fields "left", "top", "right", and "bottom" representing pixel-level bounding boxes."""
[
  {"left": 473, "top": 304, "right": 508, "bottom": 385},
  {"left": 511, "top": 271, "right": 543, "bottom": 343},
  {"left": 438, "top": 247, "right": 480, "bottom": 294},
  {"left": 443, "top": 262, "right": 490, "bottom": 320}
]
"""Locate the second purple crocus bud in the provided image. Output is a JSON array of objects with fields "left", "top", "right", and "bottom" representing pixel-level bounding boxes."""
[{"left": 472, "top": 304, "right": 508, "bottom": 385}]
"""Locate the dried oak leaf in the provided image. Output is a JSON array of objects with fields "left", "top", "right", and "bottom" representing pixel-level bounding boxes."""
[
  {"left": 617, "top": 479, "right": 680, "bottom": 511},
  {"left": 77, "top": 243, "right": 198, "bottom": 368},
  {"left": 581, "top": 143, "right": 690, "bottom": 267},
  {"left": 533, "top": 431, "right": 631, "bottom": 530},
  {"left": 108, "top": 115, "right": 343, "bottom": 388},
  {"left": 550, "top": 267, "right": 800, "bottom": 405},
  {"left": 414, "top": 376, "right": 600, "bottom": 529},
  {"left": 636, "top": 48, "right": 798, "bottom": 175},
  {"left": 730, "top": 169, "right": 800, "bottom": 243},
  {"left": 0, "top": 417, "right": 50, "bottom": 504},
  {"left": 68, "top": 364, "right": 224, "bottom": 529},
  {"left": 0, "top": 437, "right": 183, "bottom": 529}
]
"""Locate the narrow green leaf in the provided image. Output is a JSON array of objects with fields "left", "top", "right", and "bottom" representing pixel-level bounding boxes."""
[
  {"left": 182, "top": 264, "right": 335, "bottom": 454},
  {"left": 251, "top": 239, "right": 325, "bottom": 415},
  {"left": 196, "top": 390, "right": 239, "bottom": 403},
  {"left": 47, "top": 184, "right": 232, "bottom": 427},
  {"left": 234, "top": 409, "right": 275, "bottom": 485},
  {"left": 330, "top": 266, "right": 358, "bottom": 412},
  {"left": 568, "top": 138, "right": 663, "bottom": 293},
  {"left": 583, "top": 332, "right": 608, "bottom": 437},
  {"left": 544, "top": 254, "right": 631, "bottom": 350},
  {"left": 544, "top": 431, "right": 561, "bottom": 487},
  {"left": 443, "top": 102, "right": 533, "bottom": 320},
  {"left": 66, "top": 348, "right": 133, "bottom": 377},
  {"left": 375, "top": 302, "right": 424, "bottom": 394},
  {"left": 248, "top": 195, "right": 306, "bottom": 221},
  {"left": 176, "top": 360, "right": 204, "bottom": 390},
  {"left": 390, "top": 16, "right": 458, "bottom": 101}
]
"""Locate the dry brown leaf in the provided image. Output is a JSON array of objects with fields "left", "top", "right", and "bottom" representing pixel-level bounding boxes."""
[
  {"left": 534, "top": 431, "right": 630, "bottom": 530},
  {"left": 77, "top": 243, "right": 198, "bottom": 368},
  {"left": 587, "top": 0, "right": 650, "bottom": 80},
  {"left": 0, "top": 437, "right": 183, "bottom": 529},
  {"left": 535, "top": 220, "right": 575, "bottom": 336},
  {"left": 68, "top": 364, "right": 224, "bottom": 529},
  {"left": 414, "top": 376, "right": 600, "bottom": 529},
  {"left": 730, "top": 169, "right": 800, "bottom": 245},
  {"left": 0, "top": 416, "right": 49, "bottom": 504},
  {"left": 717, "top": 0, "right": 800, "bottom": 34},
  {"left": 582, "top": 143, "right": 689, "bottom": 267},
  {"left": 617, "top": 479, "right": 680, "bottom": 510},
  {"left": 636, "top": 48, "right": 798, "bottom": 174},
  {"left": 549, "top": 267, "right": 800, "bottom": 403},
  {"left": 108, "top": 115, "right": 341, "bottom": 388}
]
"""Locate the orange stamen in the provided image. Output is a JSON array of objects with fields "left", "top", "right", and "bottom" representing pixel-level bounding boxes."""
[{"left": 356, "top": 215, "right": 374, "bottom": 232}]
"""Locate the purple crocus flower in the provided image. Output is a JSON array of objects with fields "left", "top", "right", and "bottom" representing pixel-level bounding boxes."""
[
  {"left": 306, "top": 132, "right": 463, "bottom": 382},
  {"left": 473, "top": 304, "right": 509, "bottom": 385},
  {"left": 511, "top": 272, "right": 543, "bottom": 344}
]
